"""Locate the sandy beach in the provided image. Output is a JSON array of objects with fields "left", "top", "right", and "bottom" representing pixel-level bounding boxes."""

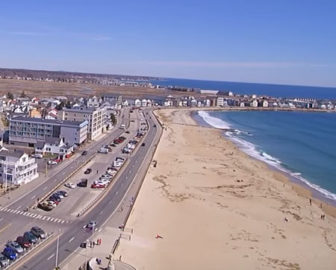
[{"left": 115, "top": 108, "right": 336, "bottom": 270}]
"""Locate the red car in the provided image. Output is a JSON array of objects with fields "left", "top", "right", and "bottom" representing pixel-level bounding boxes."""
[
  {"left": 16, "top": 236, "right": 31, "bottom": 249},
  {"left": 91, "top": 183, "right": 106, "bottom": 189}
]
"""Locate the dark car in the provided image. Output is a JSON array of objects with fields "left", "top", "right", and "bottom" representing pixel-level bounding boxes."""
[
  {"left": 31, "top": 226, "right": 46, "bottom": 239},
  {"left": 82, "top": 151, "right": 88, "bottom": 156},
  {"left": 141, "top": 142, "right": 145, "bottom": 146},
  {"left": 56, "top": 190, "right": 68, "bottom": 198},
  {"left": 49, "top": 194, "right": 61, "bottom": 203},
  {"left": 16, "top": 236, "right": 31, "bottom": 249},
  {"left": 125, "top": 130, "right": 130, "bottom": 134},
  {"left": 77, "top": 179, "right": 88, "bottom": 187},
  {"left": 2, "top": 247, "right": 17, "bottom": 260},
  {"left": 153, "top": 124, "right": 157, "bottom": 127},
  {"left": 23, "top": 231, "right": 38, "bottom": 244},
  {"left": 84, "top": 168, "right": 92, "bottom": 174},
  {"left": 0, "top": 254, "right": 9, "bottom": 267}
]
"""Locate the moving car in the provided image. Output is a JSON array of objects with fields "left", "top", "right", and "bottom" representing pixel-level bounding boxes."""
[
  {"left": 31, "top": 226, "right": 46, "bottom": 239},
  {"left": 86, "top": 221, "right": 97, "bottom": 229},
  {"left": 98, "top": 147, "right": 108, "bottom": 154},
  {"left": 2, "top": 247, "right": 16, "bottom": 260},
  {"left": 6, "top": 241, "right": 24, "bottom": 254},
  {"left": 16, "top": 236, "right": 31, "bottom": 249},
  {"left": 64, "top": 182, "right": 76, "bottom": 189},
  {"left": 0, "top": 254, "right": 9, "bottom": 267},
  {"left": 23, "top": 231, "right": 38, "bottom": 244},
  {"left": 84, "top": 168, "right": 92, "bottom": 174},
  {"left": 82, "top": 150, "right": 88, "bottom": 156},
  {"left": 141, "top": 142, "right": 146, "bottom": 146}
]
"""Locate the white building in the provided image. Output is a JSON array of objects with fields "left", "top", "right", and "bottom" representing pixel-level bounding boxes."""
[
  {"left": 141, "top": 99, "right": 147, "bottom": 107},
  {"left": 134, "top": 99, "right": 141, "bottom": 107},
  {"left": 59, "top": 107, "right": 105, "bottom": 141},
  {"left": 251, "top": 100, "right": 258, "bottom": 107},
  {"left": 262, "top": 100, "right": 269, "bottom": 107},
  {"left": 217, "top": 96, "right": 225, "bottom": 107},
  {"left": 0, "top": 150, "right": 39, "bottom": 185},
  {"left": 35, "top": 137, "right": 74, "bottom": 158}
]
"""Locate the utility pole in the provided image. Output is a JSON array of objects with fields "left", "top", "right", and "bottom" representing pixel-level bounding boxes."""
[{"left": 55, "top": 230, "right": 60, "bottom": 269}]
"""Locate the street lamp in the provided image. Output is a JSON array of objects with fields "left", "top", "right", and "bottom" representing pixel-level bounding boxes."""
[{"left": 55, "top": 229, "right": 61, "bottom": 270}]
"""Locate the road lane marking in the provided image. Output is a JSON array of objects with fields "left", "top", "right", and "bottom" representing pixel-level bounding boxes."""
[
  {"left": 0, "top": 223, "right": 11, "bottom": 233},
  {"left": 43, "top": 186, "right": 48, "bottom": 190},
  {"left": 47, "top": 253, "right": 55, "bottom": 260},
  {"left": 69, "top": 236, "right": 75, "bottom": 243},
  {"left": 31, "top": 195, "right": 36, "bottom": 200}
]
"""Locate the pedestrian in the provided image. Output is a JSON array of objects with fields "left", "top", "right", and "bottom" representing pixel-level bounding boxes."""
[
  {"left": 97, "top": 169, "right": 98, "bottom": 174},
  {"left": 309, "top": 198, "right": 312, "bottom": 206}
]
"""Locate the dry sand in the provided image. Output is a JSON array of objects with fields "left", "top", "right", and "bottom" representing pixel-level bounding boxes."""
[{"left": 115, "top": 108, "right": 336, "bottom": 270}]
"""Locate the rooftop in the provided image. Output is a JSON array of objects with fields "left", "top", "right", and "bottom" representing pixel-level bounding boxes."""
[{"left": 10, "top": 116, "right": 87, "bottom": 127}]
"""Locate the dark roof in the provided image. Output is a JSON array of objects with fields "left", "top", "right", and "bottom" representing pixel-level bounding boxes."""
[{"left": 0, "top": 149, "right": 25, "bottom": 158}]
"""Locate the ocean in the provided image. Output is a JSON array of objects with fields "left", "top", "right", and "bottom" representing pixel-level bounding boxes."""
[
  {"left": 150, "top": 78, "right": 336, "bottom": 100},
  {"left": 195, "top": 110, "right": 336, "bottom": 205}
]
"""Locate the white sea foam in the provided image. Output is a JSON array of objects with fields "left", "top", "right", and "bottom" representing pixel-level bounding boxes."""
[
  {"left": 225, "top": 130, "right": 336, "bottom": 202},
  {"left": 197, "top": 111, "right": 231, "bottom": 129}
]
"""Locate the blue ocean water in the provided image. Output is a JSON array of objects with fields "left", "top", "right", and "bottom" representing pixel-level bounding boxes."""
[
  {"left": 151, "top": 78, "right": 336, "bottom": 99},
  {"left": 197, "top": 110, "right": 336, "bottom": 203}
]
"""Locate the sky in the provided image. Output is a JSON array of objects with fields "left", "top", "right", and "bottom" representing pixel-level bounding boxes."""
[{"left": 0, "top": 0, "right": 336, "bottom": 87}]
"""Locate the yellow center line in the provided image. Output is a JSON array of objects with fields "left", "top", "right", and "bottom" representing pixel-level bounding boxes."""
[{"left": 0, "top": 223, "right": 12, "bottom": 234}]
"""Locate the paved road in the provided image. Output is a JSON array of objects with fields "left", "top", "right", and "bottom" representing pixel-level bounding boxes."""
[{"left": 15, "top": 109, "right": 161, "bottom": 270}]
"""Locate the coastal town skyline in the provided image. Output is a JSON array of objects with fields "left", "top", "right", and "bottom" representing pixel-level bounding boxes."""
[{"left": 1, "top": 1, "right": 336, "bottom": 87}]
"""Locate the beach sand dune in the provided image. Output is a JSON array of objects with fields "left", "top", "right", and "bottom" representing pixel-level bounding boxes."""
[{"left": 115, "top": 108, "right": 336, "bottom": 270}]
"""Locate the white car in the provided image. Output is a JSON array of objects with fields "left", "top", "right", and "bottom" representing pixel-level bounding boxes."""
[
  {"left": 85, "top": 221, "right": 97, "bottom": 229},
  {"left": 31, "top": 153, "right": 43, "bottom": 159},
  {"left": 47, "top": 160, "right": 57, "bottom": 165},
  {"left": 64, "top": 183, "right": 76, "bottom": 189}
]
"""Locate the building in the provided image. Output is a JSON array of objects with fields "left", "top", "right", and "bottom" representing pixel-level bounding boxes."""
[
  {"left": 35, "top": 137, "right": 74, "bottom": 157},
  {"left": 9, "top": 116, "right": 88, "bottom": 147},
  {"left": 0, "top": 150, "right": 39, "bottom": 185},
  {"left": 58, "top": 106, "right": 106, "bottom": 140},
  {"left": 216, "top": 96, "right": 225, "bottom": 107}
]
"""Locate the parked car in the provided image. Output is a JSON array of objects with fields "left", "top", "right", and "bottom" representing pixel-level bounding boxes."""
[
  {"left": 50, "top": 193, "right": 62, "bottom": 201},
  {"left": 16, "top": 236, "right": 31, "bottom": 249},
  {"left": 0, "top": 254, "right": 9, "bottom": 267},
  {"left": 125, "top": 130, "right": 130, "bottom": 134},
  {"left": 57, "top": 190, "right": 68, "bottom": 197},
  {"left": 48, "top": 196, "right": 61, "bottom": 204},
  {"left": 2, "top": 247, "right": 16, "bottom": 260},
  {"left": 91, "top": 182, "right": 107, "bottom": 189},
  {"left": 54, "top": 192, "right": 64, "bottom": 199},
  {"left": 82, "top": 151, "right": 88, "bottom": 156},
  {"left": 31, "top": 153, "right": 43, "bottom": 159},
  {"left": 38, "top": 201, "right": 54, "bottom": 211},
  {"left": 47, "top": 160, "right": 57, "bottom": 165},
  {"left": 64, "top": 182, "right": 76, "bottom": 189},
  {"left": 23, "top": 231, "right": 38, "bottom": 244},
  {"left": 46, "top": 200, "right": 57, "bottom": 208},
  {"left": 31, "top": 227, "right": 46, "bottom": 239},
  {"left": 6, "top": 241, "right": 24, "bottom": 254},
  {"left": 78, "top": 179, "right": 88, "bottom": 187},
  {"left": 84, "top": 168, "right": 92, "bottom": 174},
  {"left": 98, "top": 148, "right": 108, "bottom": 154}
]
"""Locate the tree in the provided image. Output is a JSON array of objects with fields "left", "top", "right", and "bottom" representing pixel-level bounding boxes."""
[
  {"left": 110, "top": 113, "right": 117, "bottom": 125},
  {"left": 7, "top": 92, "right": 14, "bottom": 100}
]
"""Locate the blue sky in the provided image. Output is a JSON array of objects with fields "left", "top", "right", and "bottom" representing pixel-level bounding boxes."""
[{"left": 0, "top": 0, "right": 335, "bottom": 87}]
